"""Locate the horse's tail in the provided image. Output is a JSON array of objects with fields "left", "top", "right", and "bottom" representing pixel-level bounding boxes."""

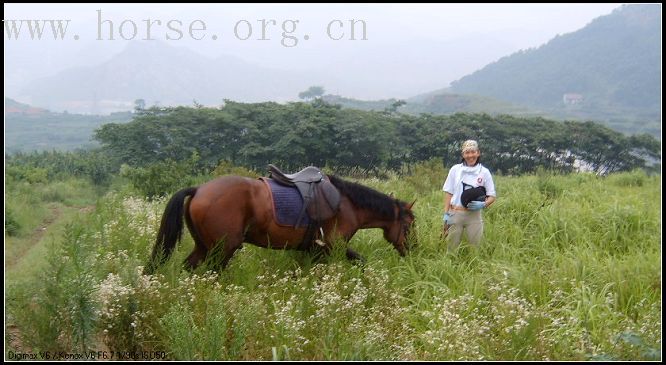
[{"left": 144, "top": 187, "right": 198, "bottom": 274}]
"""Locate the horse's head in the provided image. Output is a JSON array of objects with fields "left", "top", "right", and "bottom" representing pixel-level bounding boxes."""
[{"left": 384, "top": 200, "right": 416, "bottom": 256}]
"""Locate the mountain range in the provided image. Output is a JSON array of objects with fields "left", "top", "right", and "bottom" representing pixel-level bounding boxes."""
[
  {"left": 325, "top": 4, "right": 661, "bottom": 137},
  {"left": 449, "top": 4, "right": 661, "bottom": 126},
  {"left": 13, "top": 41, "right": 314, "bottom": 114},
  {"left": 6, "top": 4, "right": 661, "bottom": 137}
]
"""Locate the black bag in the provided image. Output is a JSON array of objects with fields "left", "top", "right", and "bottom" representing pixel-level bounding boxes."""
[{"left": 461, "top": 182, "right": 486, "bottom": 208}]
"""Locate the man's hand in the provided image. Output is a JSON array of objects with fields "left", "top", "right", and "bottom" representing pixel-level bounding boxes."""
[
  {"left": 443, "top": 212, "right": 453, "bottom": 224},
  {"left": 467, "top": 201, "right": 486, "bottom": 211}
]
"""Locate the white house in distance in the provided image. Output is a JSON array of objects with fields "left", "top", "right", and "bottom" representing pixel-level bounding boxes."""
[{"left": 562, "top": 93, "right": 584, "bottom": 105}]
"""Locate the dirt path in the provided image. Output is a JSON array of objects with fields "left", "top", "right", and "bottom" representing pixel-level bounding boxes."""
[
  {"left": 5, "top": 204, "right": 97, "bottom": 354},
  {"left": 5, "top": 205, "right": 61, "bottom": 271},
  {"left": 6, "top": 205, "right": 96, "bottom": 271},
  {"left": 4, "top": 206, "right": 63, "bottom": 354}
]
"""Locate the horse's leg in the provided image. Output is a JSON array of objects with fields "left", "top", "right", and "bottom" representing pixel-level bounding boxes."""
[
  {"left": 308, "top": 242, "right": 330, "bottom": 262},
  {"left": 183, "top": 196, "right": 209, "bottom": 271},
  {"left": 184, "top": 247, "right": 208, "bottom": 271},
  {"left": 210, "top": 237, "right": 243, "bottom": 271},
  {"left": 320, "top": 220, "right": 365, "bottom": 263},
  {"left": 345, "top": 248, "right": 366, "bottom": 264},
  {"left": 310, "top": 245, "right": 365, "bottom": 265},
  {"left": 201, "top": 224, "right": 246, "bottom": 272},
  {"left": 187, "top": 177, "right": 252, "bottom": 272}
]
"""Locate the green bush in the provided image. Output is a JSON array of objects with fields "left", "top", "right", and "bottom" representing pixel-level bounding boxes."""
[
  {"left": 401, "top": 158, "right": 447, "bottom": 195},
  {"left": 212, "top": 160, "right": 261, "bottom": 178},
  {"left": 536, "top": 167, "right": 564, "bottom": 200},
  {"left": 608, "top": 169, "right": 647, "bottom": 187},
  {"left": 5, "top": 208, "right": 21, "bottom": 236},
  {"left": 6, "top": 165, "right": 49, "bottom": 184},
  {"left": 7, "top": 223, "right": 98, "bottom": 352},
  {"left": 120, "top": 153, "right": 200, "bottom": 199}
]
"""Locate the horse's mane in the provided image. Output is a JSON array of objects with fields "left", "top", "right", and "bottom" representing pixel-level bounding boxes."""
[{"left": 328, "top": 175, "right": 398, "bottom": 219}]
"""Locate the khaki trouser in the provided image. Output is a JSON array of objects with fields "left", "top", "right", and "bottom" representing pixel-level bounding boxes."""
[{"left": 443, "top": 209, "right": 483, "bottom": 251}]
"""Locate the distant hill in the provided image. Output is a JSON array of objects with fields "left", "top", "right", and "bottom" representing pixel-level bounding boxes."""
[
  {"left": 449, "top": 4, "right": 661, "bottom": 136},
  {"left": 7, "top": 31, "right": 522, "bottom": 113},
  {"left": 322, "top": 92, "right": 545, "bottom": 118},
  {"left": 5, "top": 98, "right": 133, "bottom": 153},
  {"left": 5, "top": 97, "right": 48, "bottom": 115},
  {"left": 405, "top": 90, "right": 540, "bottom": 116},
  {"left": 16, "top": 41, "right": 313, "bottom": 114},
  {"left": 321, "top": 95, "right": 395, "bottom": 112}
]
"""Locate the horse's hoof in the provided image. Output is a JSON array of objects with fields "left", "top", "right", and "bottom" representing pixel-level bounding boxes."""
[{"left": 315, "top": 239, "right": 326, "bottom": 247}]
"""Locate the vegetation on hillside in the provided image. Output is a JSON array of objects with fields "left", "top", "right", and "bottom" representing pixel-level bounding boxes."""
[
  {"left": 5, "top": 98, "right": 133, "bottom": 153},
  {"left": 94, "top": 101, "right": 660, "bottom": 175},
  {"left": 450, "top": 4, "right": 661, "bottom": 135}
]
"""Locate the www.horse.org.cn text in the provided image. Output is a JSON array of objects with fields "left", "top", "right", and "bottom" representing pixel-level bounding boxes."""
[{"left": 4, "top": 9, "right": 368, "bottom": 48}]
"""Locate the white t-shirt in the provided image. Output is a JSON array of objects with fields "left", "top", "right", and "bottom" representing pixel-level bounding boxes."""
[{"left": 443, "top": 163, "right": 496, "bottom": 207}]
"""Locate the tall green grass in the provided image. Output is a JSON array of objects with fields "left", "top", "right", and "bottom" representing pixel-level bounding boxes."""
[{"left": 5, "top": 166, "right": 661, "bottom": 360}]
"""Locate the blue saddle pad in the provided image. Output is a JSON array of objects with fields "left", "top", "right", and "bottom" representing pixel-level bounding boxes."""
[{"left": 266, "top": 178, "right": 310, "bottom": 228}]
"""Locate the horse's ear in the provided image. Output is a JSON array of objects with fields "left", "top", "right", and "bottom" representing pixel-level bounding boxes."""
[
  {"left": 407, "top": 199, "right": 416, "bottom": 210},
  {"left": 389, "top": 192, "right": 395, "bottom": 198}
]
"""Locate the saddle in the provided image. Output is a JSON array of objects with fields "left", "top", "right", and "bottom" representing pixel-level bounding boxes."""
[{"left": 268, "top": 164, "right": 341, "bottom": 227}]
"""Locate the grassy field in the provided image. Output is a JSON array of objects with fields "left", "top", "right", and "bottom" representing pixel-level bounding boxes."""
[{"left": 4, "top": 163, "right": 661, "bottom": 360}]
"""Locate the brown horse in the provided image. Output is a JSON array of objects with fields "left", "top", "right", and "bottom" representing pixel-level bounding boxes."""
[{"left": 144, "top": 174, "right": 415, "bottom": 274}]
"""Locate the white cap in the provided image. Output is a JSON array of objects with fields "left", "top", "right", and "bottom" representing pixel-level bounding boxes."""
[{"left": 461, "top": 140, "right": 479, "bottom": 152}]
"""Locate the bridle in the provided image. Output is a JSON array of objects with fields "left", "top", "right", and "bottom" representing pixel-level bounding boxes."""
[{"left": 394, "top": 201, "right": 414, "bottom": 247}]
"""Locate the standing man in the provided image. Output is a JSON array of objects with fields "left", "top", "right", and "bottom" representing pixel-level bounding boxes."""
[{"left": 442, "top": 140, "right": 496, "bottom": 251}]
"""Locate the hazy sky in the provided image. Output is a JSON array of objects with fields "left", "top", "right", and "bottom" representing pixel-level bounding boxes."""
[{"left": 5, "top": 3, "right": 624, "bottom": 101}]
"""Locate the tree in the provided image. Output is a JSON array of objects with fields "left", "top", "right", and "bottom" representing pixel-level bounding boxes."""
[
  {"left": 134, "top": 99, "right": 146, "bottom": 112},
  {"left": 298, "top": 86, "right": 325, "bottom": 101},
  {"left": 383, "top": 99, "right": 406, "bottom": 115}
]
